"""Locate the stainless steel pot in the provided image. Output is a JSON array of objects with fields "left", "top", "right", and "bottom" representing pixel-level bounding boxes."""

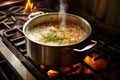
[{"left": 23, "top": 12, "right": 97, "bottom": 67}]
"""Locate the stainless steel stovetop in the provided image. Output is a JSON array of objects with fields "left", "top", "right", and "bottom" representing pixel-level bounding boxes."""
[{"left": 0, "top": 0, "right": 120, "bottom": 80}]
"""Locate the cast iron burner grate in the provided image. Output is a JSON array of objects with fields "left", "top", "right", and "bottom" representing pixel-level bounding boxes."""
[{"left": 0, "top": 1, "right": 120, "bottom": 79}]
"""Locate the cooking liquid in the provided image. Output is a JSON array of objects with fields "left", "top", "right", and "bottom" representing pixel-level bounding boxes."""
[{"left": 27, "top": 23, "right": 87, "bottom": 46}]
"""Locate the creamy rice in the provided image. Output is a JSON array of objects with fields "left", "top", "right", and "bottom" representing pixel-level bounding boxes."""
[{"left": 27, "top": 23, "right": 87, "bottom": 46}]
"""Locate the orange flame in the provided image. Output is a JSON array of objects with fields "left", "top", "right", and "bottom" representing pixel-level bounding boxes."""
[
  {"left": 84, "top": 53, "right": 107, "bottom": 74},
  {"left": 47, "top": 70, "right": 59, "bottom": 78},
  {"left": 23, "top": 0, "right": 38, "bottom": 13}
]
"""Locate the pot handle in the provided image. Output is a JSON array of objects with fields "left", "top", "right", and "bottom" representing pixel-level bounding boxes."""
[
  {"left": 73, "top": 40, "right": 97, "bottom": 52},
  {"left": 28, "top": 11, "right": 45, "bottom": 19}
]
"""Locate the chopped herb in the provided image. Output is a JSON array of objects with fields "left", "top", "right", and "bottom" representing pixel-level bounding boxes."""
[{"left": 42, "top": 32, "right": 65, "bottom": 43}]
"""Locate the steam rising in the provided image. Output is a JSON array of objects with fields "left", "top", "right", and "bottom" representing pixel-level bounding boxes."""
[{"left": 59, "top": 0, "right": 67, "bottom": 31}]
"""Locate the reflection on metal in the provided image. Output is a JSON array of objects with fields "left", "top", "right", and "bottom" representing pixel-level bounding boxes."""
[
  {"left": 95, "top": 0, "right": 107, "bottom": 19},
  {"left": 0, "top": 38, "right": 36, "bottom": 80},
  {"left": 0, "top": 0, "right": 24, "bottom": 7},
  {"left": 68, "top": 0, "right": 120, "bottom": 29}
]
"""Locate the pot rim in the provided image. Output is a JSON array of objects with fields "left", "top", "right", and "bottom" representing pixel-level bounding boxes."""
[{"left": 23, "top": 12, "right": 92, "bottom": 47}]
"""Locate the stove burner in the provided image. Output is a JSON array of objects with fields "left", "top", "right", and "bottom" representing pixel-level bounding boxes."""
[
  {"left": 1, "top": 24, "right": 120, "bottom": 80},
  {"left": 0, "top": 1, "right": 120, "bottom": 80},
  {"left": 0, "top": 6, "right": 28, "bottom": 20},
  {"left": 0, "top": 11, "right": 6, "bottom": 21}
]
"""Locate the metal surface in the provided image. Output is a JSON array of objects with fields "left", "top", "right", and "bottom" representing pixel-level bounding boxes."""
[
  {"left": 0, "top": 0, "right": 24, "bottom": 7},
  {"left": 0, "top": 37, "right": 36, "bottom": 80},
  {"left": 23, "top": 12, "right": 95, "bottom": 67},
  {"left": 66, "top": 0, "right": 120, "bottom": 30},
  {"left": 73, "top": 40, "right": 97, "bottom": 52},
  {"left": 0, "top": 28, "right": 48, "bottom": 80},
  {"left": 0, "top": 0, "right": 120, "bottom": 79}
]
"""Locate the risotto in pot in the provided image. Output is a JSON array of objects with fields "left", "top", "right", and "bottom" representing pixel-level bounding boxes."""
[{"left": 27, "top": 23, "right": 87, "bottom": 46}]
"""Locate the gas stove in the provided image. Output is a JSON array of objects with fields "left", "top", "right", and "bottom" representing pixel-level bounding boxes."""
[{"left": 0, "top": 0, "right": 120, "bottom": 80}]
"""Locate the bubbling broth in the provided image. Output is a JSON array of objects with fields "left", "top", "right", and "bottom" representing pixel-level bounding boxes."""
[{"left": 27, "top": 22, "right": 87, "bottom": 46}]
